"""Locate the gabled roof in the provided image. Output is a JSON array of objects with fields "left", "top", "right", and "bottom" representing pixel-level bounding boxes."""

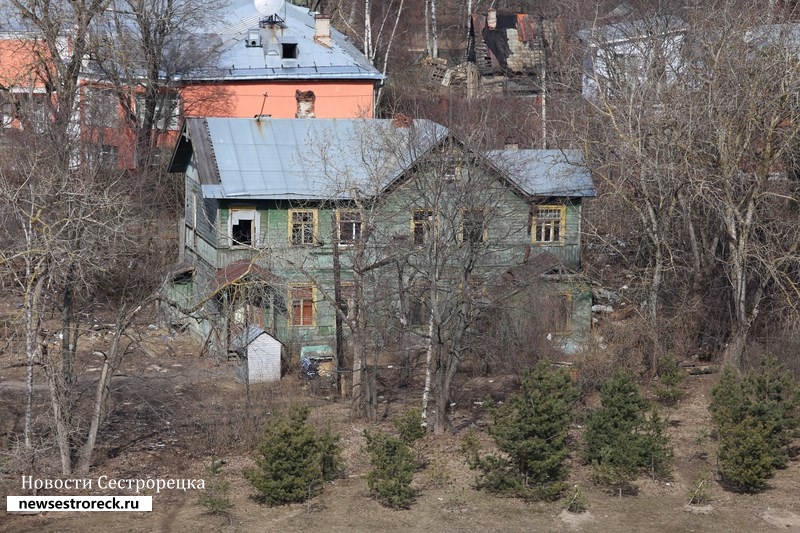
[
  {"left": 170, "top": 117, "right": 450, "bottom": 200},
  {"left": 169, "top": 117, "right": 595, "bottom": 201},
  {"left": 484, "top": 149, "right": 596, "bottom": 197},
  {"left": 178, "top": 0, "right": 382, "bottom": 82}
]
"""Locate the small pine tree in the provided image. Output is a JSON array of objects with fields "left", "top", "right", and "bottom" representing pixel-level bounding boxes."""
[
  {"left": 393, "top": 408, "right": 427, "bottom": 445},
  {"left": 465, "top": 361, "right": 579, "bottom": 501},
  {"left": 718, "top": 417, "right": 776, "bottom": 493},
  {"left": 198, "top": 456, "right": 232, "bottom": 515},
  {"left": 364, "top": 430, "right": 417, "bottom": 509},
  {"left": 709, "top": 356, "right": 799, "bottom": 492},
  {"left": 653, "top": 354, "right": 686, "bottom": 405},
  {"left": 244, "top": 406, "right": 341, "bottom": 505},
  {"left": 584, "top": 371, "right": 672, "bottom": 492}
]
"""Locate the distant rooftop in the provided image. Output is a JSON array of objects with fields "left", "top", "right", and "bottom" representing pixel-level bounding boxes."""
[{"left": 179, "top": 0, "right": 383, "bottom": 82}]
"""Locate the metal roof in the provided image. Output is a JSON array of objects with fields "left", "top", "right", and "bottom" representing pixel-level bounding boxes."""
[
  {"left": 182, "top": 117, "right": 449, "bottom": 200},
  {"left": 171, "top": 117, "right": 595, "bottom": 200},
  {"left": 179, "top": 0, "right": 382, "bottom": 82},
  {"left": 484, "top": 149, "right": 596, "bottom": 197}
]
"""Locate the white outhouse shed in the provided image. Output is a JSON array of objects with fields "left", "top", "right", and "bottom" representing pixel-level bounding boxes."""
[{"left": 233, "top": 326, "right": 282, "bottom": 383}]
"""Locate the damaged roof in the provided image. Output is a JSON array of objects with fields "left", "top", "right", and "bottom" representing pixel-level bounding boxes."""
[{"left": 577, "top": 15, "right": 685, "bottom": 45}]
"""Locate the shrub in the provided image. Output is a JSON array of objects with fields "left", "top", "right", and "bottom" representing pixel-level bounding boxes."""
[
  {"left": 364, "top": 430, "right": 417, "bottom": 509},
  {"left": 687, "top": 472, "right": 712, "bottom": 505},
  {"left": 392, "top": 408, "right": 427, "bottom": 445},
  {"left": 653, "top": 354, "right": 686, "bottom": 405},
  {"left": 464, "top": 361, "right": 578, "bottom": 501},
  {"left": 198, "top": 456, "right": 232, "bottom": 515},
  {"left": 709, "top": 356, "right": 799, "bottom": 492},
  {"left": 243, "top": 406, "right": 341, "bottom": 505},
  {"left": 562, "top": 485, "right": 588, "bottom": 513},
  {"left": 584, "top": 371, "right": 673, "bottom": 492}
]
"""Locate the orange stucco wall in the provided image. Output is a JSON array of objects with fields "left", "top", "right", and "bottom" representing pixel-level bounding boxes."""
[
  {"left": 181, "top": 80, "right": 375, "bottom": 119},
  {"left": 0, "top": 39, "right": 47, "bottom": 88}
]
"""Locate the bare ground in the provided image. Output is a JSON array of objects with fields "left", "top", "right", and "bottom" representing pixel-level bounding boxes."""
[{"left": 2, "top": 318, "right": 800, "bottom": 532}]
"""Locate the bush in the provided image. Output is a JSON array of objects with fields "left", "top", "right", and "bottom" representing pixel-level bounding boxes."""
[
  {"left": 198, "top": 456, "right": 232, "bottom": 515},
  {"left": 653, "top": 354, "right": 686, "bottom": 405},
  {"left": 709, "top": 356, "right": 799, "bottom": 492},
  {"left": 364, "top": 430, "right": 417, "bottom": 509},
  {"left": 562, "top": 485, "right": 588, "bottom": 513},
  {"left": 584, "top": 371, "right": 673, "bottom": 492},
  {"left": 464, "top": 361, "right": 578, "bottom": 501},
  {"left": 687, "top": 472, "right": 712, "bottom": 505},
  {"left": 243, "top": 406, "right": 341, "bottom": 505},
  {"left": 392, "top": 408, "right": 426, "bottom": 445}
]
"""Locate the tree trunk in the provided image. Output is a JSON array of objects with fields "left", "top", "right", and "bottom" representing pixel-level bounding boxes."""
[{"left": 421, "top": 315, "right": 435, "bottom": 430}]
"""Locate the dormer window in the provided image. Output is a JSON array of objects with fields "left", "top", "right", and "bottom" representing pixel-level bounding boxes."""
[{"left": 281, "top": 42, "right": 297, "bottom": 59}]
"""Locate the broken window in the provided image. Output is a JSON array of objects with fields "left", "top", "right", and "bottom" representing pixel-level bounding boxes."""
[
  {"left": 337, "top": 210, "right": 362, "bottom": 245},
  {"left": 412, "top": 209, "right": 434, "bottom": 245},
  {"left": 290, "top": 209, "right": 317, "bottom": 245},
  {"left": 533, "top": 205, "right": 565, "bottom": 244},
  {"left": 461, "top": 209, "right": 486, "bottom": 243},
  {"left": 290, "top": 285, "right": 315, "bottom": 327},
  {"left": 229, "top": 208, "right": 258, "bottom": 247}
]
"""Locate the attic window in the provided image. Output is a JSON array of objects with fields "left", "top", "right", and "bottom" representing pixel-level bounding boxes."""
[{"left": 282, "top": 43, "right": 298, "bottom": 59}]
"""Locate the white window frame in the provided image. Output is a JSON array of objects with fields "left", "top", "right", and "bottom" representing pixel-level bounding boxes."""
[{"left": 228, "top": 208, "right": 259, "bottom": 248}]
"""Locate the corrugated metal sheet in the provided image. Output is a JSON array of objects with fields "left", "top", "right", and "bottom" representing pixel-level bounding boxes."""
[
  {"left": 194, "top": 117, "right": 449, "bottom": 200},
  {"left": 484, "top": 149, "right": 596, "bottom": 197}
]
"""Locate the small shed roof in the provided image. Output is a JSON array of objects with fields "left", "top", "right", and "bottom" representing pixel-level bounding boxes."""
[
  {"left": 232, "top": 325, "right": 283, "bottom": 353},
  {"left": 577, "top": 15, "right": 685, "bottom": 45}
]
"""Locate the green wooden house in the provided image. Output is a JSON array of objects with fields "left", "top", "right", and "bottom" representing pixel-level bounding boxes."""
[{"left": 166, "top": 116, "right": 595, "bottom": 358}]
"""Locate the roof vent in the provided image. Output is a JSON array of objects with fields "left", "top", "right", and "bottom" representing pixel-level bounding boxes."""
[{"left": 246, "top": 29, "right": 262, "bottom": 47}]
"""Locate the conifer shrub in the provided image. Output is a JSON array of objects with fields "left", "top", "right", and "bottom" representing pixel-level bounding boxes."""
[
  {"left": 198, "top": 456, "right": 232, "bottom": 515},
  {"left": 364, "top": 430, "right": 417, "bottom": 509},
  {"left": 653, "top": 354, "right": 686, "bottom": 405},
  {"left": 709, "top": 356, "right": 799, "bottom": 492},
  {"left": 584, "top": 371, "right": 673, "bottom": 493},
  {"left": 243, "top": 406, "right": 341, "bottom": 505},
  {"left": 392, "top": 407, "right": 427, "bottom": 445},
  {"left": 463, "top": 361, "right": 579, "bottom": 501}
]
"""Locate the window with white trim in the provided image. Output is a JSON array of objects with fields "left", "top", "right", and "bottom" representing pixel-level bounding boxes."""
[
  {"left": 337, "top": 210, "right": 362, "bottom": 245},
  {"left": 229, "top": 208, "right": 258, "bottom": 247},
  {"left": 533, "top": 205, "right": 565, "bottom": 244},
  {"left": 289, "top": 209, "right": 317, "bottom": 245}
]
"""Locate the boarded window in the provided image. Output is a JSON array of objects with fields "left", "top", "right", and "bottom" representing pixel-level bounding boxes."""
[{"left": 290, "top": 285, "right": 315, "bottom": 327}]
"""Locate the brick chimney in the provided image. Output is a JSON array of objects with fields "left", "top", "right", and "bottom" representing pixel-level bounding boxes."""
[
  {"left": 504, "top": 136, "right": 519, "bottom": 150},
  {"left": 314, "top": 14, "right": 332, "bottom": 48},
  {"left": 295, "top": 90, "right": 316, "bottom": 118},
  {"left": 488, "top": 9, "right": 497, "bottom": 30},
  {"left": 393, "top": 113, "right": 413, "bottom": 128}
]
